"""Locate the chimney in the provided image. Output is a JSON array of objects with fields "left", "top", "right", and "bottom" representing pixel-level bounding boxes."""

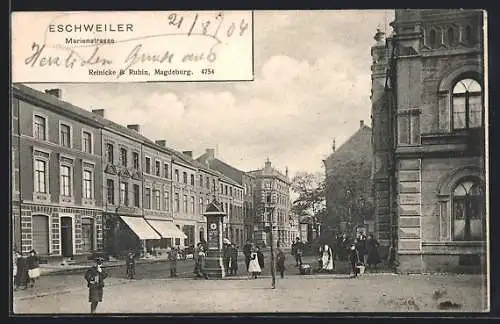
[
  {"left": 45, "top": 89, "right": 61, "bottom": 98},
  {"left": 332, "top": 138, "right": 336, "bottom": 152},
  {"left": 206, "top": 148, "right": 215, "bottom": 160},
  {"left": 155, "top": 140, "right": 166, "bottom": 147},
  {"left": 92, "top": 109, "right": 105, "bottom": 117},
  {"left": 182, "top": 151, "right": 193, "bottom": 158},
  {"left": 285, "top": 166, "right": 289, "bottom": 177},
  {"left": 127, "top": 124, "right": 141, "bottom": 133},
  {"left": 360, "top": 120, "right": 364, "bottom": 128}
]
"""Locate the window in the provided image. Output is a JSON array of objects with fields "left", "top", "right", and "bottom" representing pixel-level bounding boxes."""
[
  {"left": 120, "top": 182, "right": 129, "bottom": 206},
  {"left": 106, "top": 179, "right": 114, "bottom": 204},
  {"left": 34, "top": 159, "right": 47, "bottom": 193},
  {"left": 154, "top": 190, "right": 161, "bottom": 210},
  {"left": 34, "top": 115, "right": 47, "bottom": 141},
  {"left": 133, "top": 152, "right": 140, "bottom": 169},
  {"left": 60, "top": 124, "right": 71, "bottom": 147},
  {"left": 397, "top": 114, "right": 420, "bottom": 145},
  {"left": 164, "top": 191, "right": 170, "bottom": 211},
  {"left": 120, "top": 148, "right": 127, "bottom": 167},
  {"left": 452, "top": 78, "right": 483, "bottom": 130},
  {"left": 175, "top": 169, "right": 179, "bottom": 182},
  {"left": 183, "top": 172, "right": 187, "bottom": 184},
  {"left": 144, "top": 188, "right": 151, "bottom": 209},
  {"left": 133, "top": 184, "right": 140, "bottom": 207},
  {"left": 82, "top": 131, "right": 92, "bottom": 153},
  {"left": 225, "top": 185, "right": 228, "bottom": 195},
  {"left": 429, "top": 29, "right": 439, "bottom": 49},
  {"left": 145, "top": 157, "right": 151, "bottom": 174},
  {"left": 190, "top": 196, "right": 195, "bottom": 214},
  {"left": 463, "top": 25, "right": 475, "bottom": 46},
  {"left": 230, "top": 187, "right": 233, "bottom": 196},
  {"left": 60, "top": 165, "right": 72, "bottom": 197},
  {"left": 213, "top": 179, "right": 216, "bottom": 191},
  {"left": 200, "top": 175, "right": 203, "bottom": 187},
  {"left": 447, "top": 27, "right": 456, "bottom": 46},
  {"left": 164, "top": 163, "right": 169, "bottom": 178},
  {"left": 453, "top": 179, "right": 485, "bottom": 241},
  {"left": 206, "top": 177, "right": 210, "bottom": 189},
  {"left": 106, "top": 144, "right": 114, "bottom": 164},
  {"left": 174, "top": 193, "right": 180, "bottom": 212},
  {"left": 183, "top": 194, "right": 188, "bottom": 213},
  {"left": 190, "top": 174, "right": 195, "bottom": 186},
  {"left": 220, "top": 184, "right": 223, "bottom": 194},
  {"left": 199, "top": 197, "right": 204, "bottom": 214},
  {"left": 155, "top": 161, "right": 161, "bottom": 177},
  {"left": 83, "top": 169, "right": 93, "bottom": 199}
]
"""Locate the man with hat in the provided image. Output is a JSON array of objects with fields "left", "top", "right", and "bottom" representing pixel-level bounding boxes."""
[{"left": 84, "top": 257, "right": 108, "bottom": 314}]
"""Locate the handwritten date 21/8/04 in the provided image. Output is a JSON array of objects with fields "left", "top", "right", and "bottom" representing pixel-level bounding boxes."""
[
  {"left": 168, "top": 12, "right": 249, "bottom": 43},
  {"left": 201, "top": 68, "right": 214, "bottom": 75}
]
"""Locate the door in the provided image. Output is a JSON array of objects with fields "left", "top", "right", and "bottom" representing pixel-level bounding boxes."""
[
  {"left": 81, "top": 218, "right": 94, "bottom": 253},
  {"left": 60, "top": 217, "right": 73, "bottom": 257},
  {"left": 32, "top": 215, "right": 49, "bottom": 255}
]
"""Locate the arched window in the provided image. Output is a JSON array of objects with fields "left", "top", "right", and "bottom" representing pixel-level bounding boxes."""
[
  {"left": 447, "top": 27, "right": 456, "bottom": 46},
  {"left": 452, "top": 78, "right": 482, "bottom": 130},
  {"left": 429, "top": 29, "right": 438, "bottom": 48},
  {"left": 452, "top": 179, "right": 485, "bottom": 241},
  {"left": 464, "top": 25, "right": 473, "bottom": 45}
]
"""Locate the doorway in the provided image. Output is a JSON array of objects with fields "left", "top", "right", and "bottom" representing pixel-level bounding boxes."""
[{"left": 60, "top": 216, "right": 74, "bottom": 257}]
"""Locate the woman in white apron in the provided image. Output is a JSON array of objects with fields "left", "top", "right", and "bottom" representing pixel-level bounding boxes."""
[
  {"left": 321, "top": 244, "right": 334, "bottom": 273},
  {"left": 248, "top": 247, "right": 262, "bottom": 279}
]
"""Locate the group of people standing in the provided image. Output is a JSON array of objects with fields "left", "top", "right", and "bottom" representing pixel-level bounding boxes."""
[
  {"left": 222, "top": 243, "right": 239, "bottom": 276},
  {"left": 13, "top": 249, "right": 40, "bottom": 290},
  {"left": 243, "top": 241, "right": 265, "bottom": 279}
]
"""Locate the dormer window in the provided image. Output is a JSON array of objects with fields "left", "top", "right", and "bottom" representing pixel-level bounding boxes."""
[{"left": 452, "top": 78, "right": 483, "bottom": 130}]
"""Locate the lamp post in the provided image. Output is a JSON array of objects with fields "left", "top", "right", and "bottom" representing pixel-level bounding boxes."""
[{"left": 263, "top": 190, "right": 277, "bottom": 289}]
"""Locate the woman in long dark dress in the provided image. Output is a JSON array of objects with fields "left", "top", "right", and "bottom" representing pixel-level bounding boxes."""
[
  {"left": 84, "top": 258, "right": 108, "bottom": 314},
  {"left": 365, "top": 234, "right": 381, "bottom": 270}
]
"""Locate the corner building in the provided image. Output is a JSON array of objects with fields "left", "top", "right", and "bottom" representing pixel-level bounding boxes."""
[{"left": 371, "top": 9, "right": 487, "bottom": 273}]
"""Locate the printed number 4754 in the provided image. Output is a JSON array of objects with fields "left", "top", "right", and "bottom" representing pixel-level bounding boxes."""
[{"left": 202, "top": 68, "right": 214, "bottom": 75}]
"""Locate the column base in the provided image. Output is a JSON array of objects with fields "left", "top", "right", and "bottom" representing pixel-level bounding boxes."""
[{"left": 204, "top": 249, "right": 226, "bottom": 279}]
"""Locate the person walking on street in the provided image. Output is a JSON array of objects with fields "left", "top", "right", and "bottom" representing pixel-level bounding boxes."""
[
  {"left": 292, "top": 237, "right": 303, "bottom": 267},
  {"left": 125, "top": 251, "right": 136, "bottom": 279},
  {"left": 356, "top": 233, "right": 367, "bottom": 266},
  {"left": 276, "top": 247, "right": 286, "bottom": 278},
  {"left": 27, "top": 249, "right": 40, "bottom": 288},
  {"left": 366, "top": 234, "right": 381, "bottom": 271},
  {"left": 256, "top": 246, "right": 265, "bottom": 273},
  {"left": 196, "top": 245, "right": 209, "bottom": 279},
  {"left": 84, "top": 257, "right": 108, "bottom": 314},
  {"left": 248, "top": 247, "right": 262, "bottom": 279},
  {"left": 243, "top": 241, "right": 252, "bottom": 271},
  {"left": 168, "top": 246, "right": 179, "bottom": 277},
  {"left": 348, "top": 243, "right": 360, "bottom": 278},
  {"left": 230, "top": 244, "right": 239, "bottom": 276},
  {"left": 223, "top": 243, "right": 232, "bottom": 275},
  {"left": 321, "top": 244, "right": 335, "bottom": 273},
  {"left": 193, "top": 243, "right": 202, "bottom": 277},
  {"left": 15, "top": 253, "right": 29, "bottom": 290}
]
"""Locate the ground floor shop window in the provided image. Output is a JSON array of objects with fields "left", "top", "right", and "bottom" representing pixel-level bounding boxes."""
[{"left": 453, "top": 178, "right": 485, "bottom": 241}]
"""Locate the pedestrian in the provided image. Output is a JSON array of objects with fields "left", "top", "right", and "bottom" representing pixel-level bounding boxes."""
[
  {"left": 196, "top": 245, "right": 208, "bottom": 279},
  {"left": 366, "top": 234, "right": 381, "bottom": 270},
  {"left": 356, "top": 233, "right": 367, "bottom": 266},
  {"left": 193, "top": 242, "right": 202, "bottom": 277},
  {"left": 276, "top": 247, "right": 286, "bottom": 278},
  {"left": 243, "top": 240, "right": 253, "bottom": 271},
  {"left": 13, "top": 249, "right": 20, "bottom": 290},
  {"left": 293, "top": 237, "right": 303, "bottom": 267},
  {"left": 248, "top": 247, "right": 261, "bottom": 279},
  {"left": 321, "top": 244, "right": 334, "bottom": 273},
  {"left": 84, "top": 257, "right": 108, "bottom": 314},
  {"left": 125, "top": 251, "right": 136, "bottom": 279},
  {"left": 16, "top": 253, "right": 29, "bottom": 290},
  {"left": 348, "top": 243, "right": 360, "bottom": 278},
  {"left": 168, "top": 246, "right": 178, "bottom": 277},
  {"left": 27, "top": 249, "right": 40, "bottom": 288},
  {"left": 223, "top": 243, "right": 232, "bottom": 275},
  {"left": 230, "top": 244, "right": 239, "bottom": 276}
]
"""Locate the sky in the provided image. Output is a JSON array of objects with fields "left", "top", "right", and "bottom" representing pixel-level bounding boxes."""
[{"left": 27, "top": 10, "right": 394, "bottom": 177}]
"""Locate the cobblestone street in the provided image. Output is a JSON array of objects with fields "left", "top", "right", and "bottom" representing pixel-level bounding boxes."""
[{"left": 13, "top": 273, "right": 488, "bottom": 314}]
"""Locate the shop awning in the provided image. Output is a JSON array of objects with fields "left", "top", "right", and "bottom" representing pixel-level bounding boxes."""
[
  {"left": 146, "top": 220, "right": 187, "bottom": 239},
  {"left": 120, "top": 216, "right": 161, "bottom": 240}
]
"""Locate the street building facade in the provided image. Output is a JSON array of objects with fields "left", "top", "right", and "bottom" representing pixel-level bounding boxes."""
[
  {"left": 12, "top": 85, "right": 104, "bottom": 262},
  {"left": 370, "top": 9, "right": 486, "bottom": 272},
  {"left": 248, "top": 159, "right": 292, "bottom": 247},
  {"left": 323, "top": 121, "right": 374, "bottom": 238}
]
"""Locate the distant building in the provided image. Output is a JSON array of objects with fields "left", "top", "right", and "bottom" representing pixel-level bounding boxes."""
[
  {"left": 248, "top": 159, "right": 292, "bottom": 247},
  {"left": 323, "top": 121, "right": 373, "bottom": 236},
  {"left": 371, "top": 9, "right": 486, "bottom": 272}
]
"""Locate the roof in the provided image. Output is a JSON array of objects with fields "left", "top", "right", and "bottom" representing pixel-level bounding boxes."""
[{"left": 323, "top": 125, "right": 372, "bottom": 166}]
